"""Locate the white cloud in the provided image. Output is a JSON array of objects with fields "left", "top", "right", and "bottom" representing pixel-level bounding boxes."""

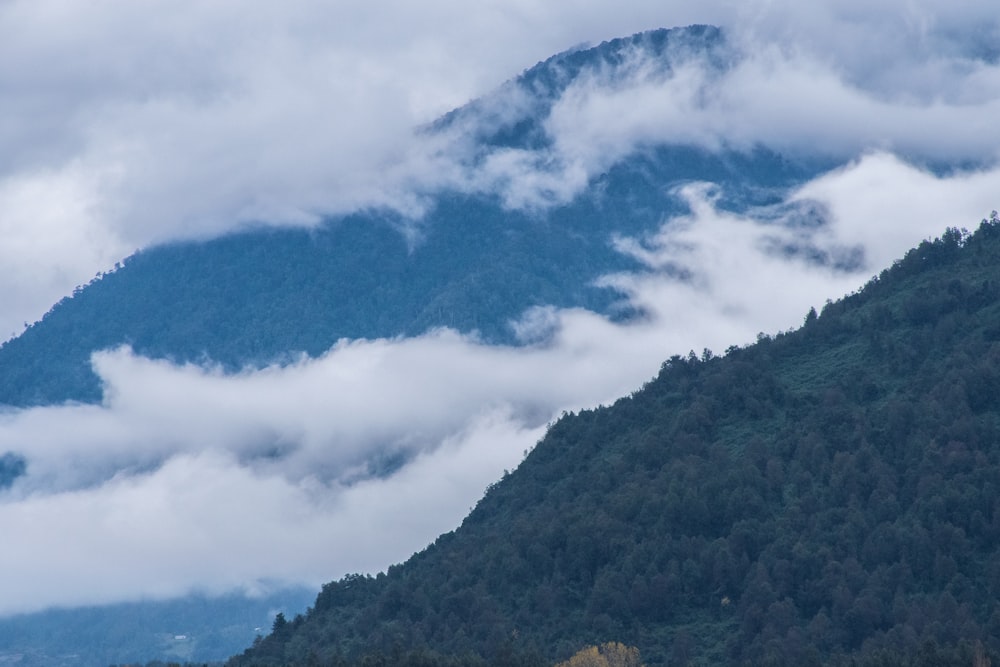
[
  {"left": 454, "top": 36, "right": 1000, "bottom": 212},
  {"left": 791, "top": 153, "right": 1000, "bottom": 271},
  {"left": 1, "top": 150, "right": 996, "bottom": 615},
  {"left": 0, "top": 164, "right": 131, "bottom": 340},
  {"left": 0, "top": 417, "right": 544, "bottom": 615}
]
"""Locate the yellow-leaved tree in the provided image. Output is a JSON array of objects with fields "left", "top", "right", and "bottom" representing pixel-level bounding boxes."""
[{"left": 555, "top": 642, "right": 644, "bottom": 667}]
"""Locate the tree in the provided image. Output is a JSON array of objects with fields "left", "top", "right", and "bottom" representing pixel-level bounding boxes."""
[{"left": 555, "top": 642, "right": 644, "bottom": 667}]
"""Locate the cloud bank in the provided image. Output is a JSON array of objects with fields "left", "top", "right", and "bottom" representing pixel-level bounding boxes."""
[{"left": 1, "top": 151, "right": 997, "bottom": 615}]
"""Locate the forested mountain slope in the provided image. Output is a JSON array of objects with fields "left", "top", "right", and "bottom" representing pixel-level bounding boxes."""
[
  {"left": 0, "top": 26, "right": 821, "bottom": 407},
  {"left": 233, "top": 213, "right": 1000, "bottom": 666}
]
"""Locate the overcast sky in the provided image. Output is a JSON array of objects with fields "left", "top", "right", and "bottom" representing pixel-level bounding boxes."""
[{"left": 1, "top": 0, "right": 999, "bottom": 617}]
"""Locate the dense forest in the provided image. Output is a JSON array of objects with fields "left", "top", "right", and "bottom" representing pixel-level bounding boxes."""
[{"left": 230, "top": 213, "right": 1000, "bottom": 666}]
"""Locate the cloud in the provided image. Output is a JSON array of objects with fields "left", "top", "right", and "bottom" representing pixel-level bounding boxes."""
[
  {"left": 0, "top": 418, "right": 544, "bottom": 615},
  {"left": 790, "top": 153, "right": 1000, "bottom": 270},
  {"left": 451, "top": 26, "right": 1000, "bottom": 212},
  {"left": 1, "top": 150, "right": 996, "bottom": 615},
  {"left": 0, "top": 164, "right": 132, "bottom": 341}
]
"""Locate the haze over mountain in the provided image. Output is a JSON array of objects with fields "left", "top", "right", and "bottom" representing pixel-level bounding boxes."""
[{"left": 0, "top": 1, "right": 999, "bottom": 663}]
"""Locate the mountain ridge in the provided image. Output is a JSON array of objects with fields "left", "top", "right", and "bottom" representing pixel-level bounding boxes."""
[
  {"left": 0, "top": 25, "right": 823, "bottom": 408},
  {"left": 231, "top": 213, "right": 1000, "bottom": 666}
]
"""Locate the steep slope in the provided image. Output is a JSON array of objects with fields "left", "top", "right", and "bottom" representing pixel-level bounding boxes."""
[
  {"left": 0, "top": 26, "right": 822, "bottom": 407},
  {"left": 232, "top": 213, "right": 1000, "bottom": 666}
]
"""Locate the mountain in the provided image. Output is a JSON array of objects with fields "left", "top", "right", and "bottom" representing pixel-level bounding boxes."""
[
  {"left": 0, "top": 24, "right": 837, "bottom": 667},
  {"left": 0, "top": 25, "right": 825, "bottom": 408},
  {"left": 230, "top": 213, "right": 1000, "bottom": 666}
]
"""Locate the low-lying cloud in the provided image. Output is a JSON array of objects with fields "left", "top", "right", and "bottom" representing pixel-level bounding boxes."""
[{"left": 0, "top": 152, "right": 996, "bottom": 615}]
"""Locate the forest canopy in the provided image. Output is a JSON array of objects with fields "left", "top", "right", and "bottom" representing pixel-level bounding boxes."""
[{"left": 230, "top": 213, "right": 1000, "bottom": 667}]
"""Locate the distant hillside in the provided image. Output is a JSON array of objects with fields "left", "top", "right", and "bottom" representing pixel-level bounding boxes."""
[
  {"left": 0, "top": 588, "right": 314, "bottom": 667},
  {"left": 0, "top": 26, "right": 823, "bottom": 408},
  {"left": 231, "top": 213, "right": 1000, "bottom": 666}
]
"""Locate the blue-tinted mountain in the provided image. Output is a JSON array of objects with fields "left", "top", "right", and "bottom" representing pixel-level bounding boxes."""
[{"left": 0, "top": 26, "right": 825, "bottom": 407}]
